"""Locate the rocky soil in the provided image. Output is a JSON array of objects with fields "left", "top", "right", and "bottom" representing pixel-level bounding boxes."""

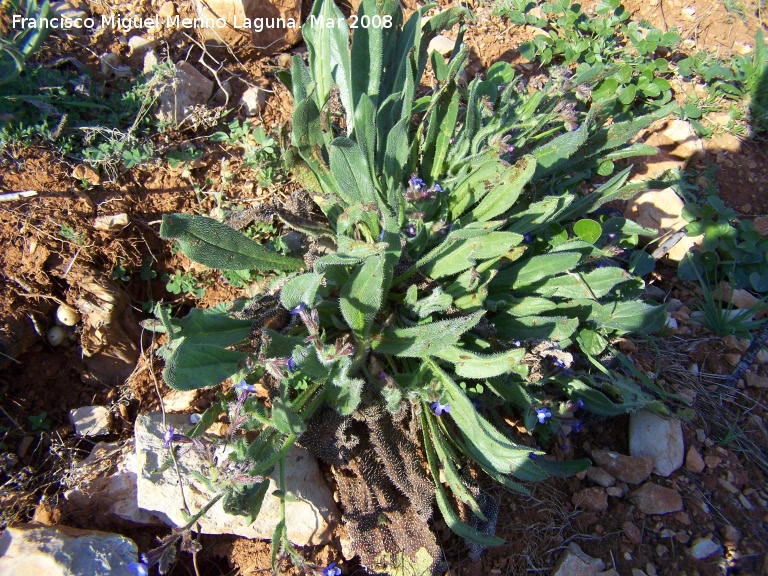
[{"left": 1, "top": 0, "right": 767, "bottom": 574}]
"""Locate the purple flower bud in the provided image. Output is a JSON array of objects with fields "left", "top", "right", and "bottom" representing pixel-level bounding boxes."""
[
  {"left": 572, "top": 419, "right": 583, "bottom": 433},
  {"left": 522, "top": 232, "right": 533, "bottom": 243},
  {"left": 433, "top": 183, "right": 444, "bottom": 193},
  {"left": 535, "top": 407, "right": 552, "bottom": 424},
  {"left": 409, "top": 175, "right": 426, "bottom": 190},
  {"left": 576, "top": 397, "right": 585, "bottom": 410},
  {"left": 163, "top": 425, "right": 192, "bottom": 448},
  {"left": 506, "top": 144, "right": 515, "bottom": 153},
  {"left": 290, "top": 303, "right": 307, "bottom": 315},
  {"left": 235, "top": 379, "right": 259, "bottom": 395},
  {"left": 287, "top": 357, "right": 298, "bottom": 373},
  {"left": 431, "top": 401, "right": 451, "bottom": 416},
  {"left": 405, "top": 224, "right": 417, "bottom": 237},
  {"left": 528, "top": 452, "right": 538, "bottom": 460}
]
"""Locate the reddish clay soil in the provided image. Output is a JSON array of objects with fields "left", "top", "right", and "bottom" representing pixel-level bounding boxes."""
[{"left": 1, "top": 0, "right": 767, "bottom": 575}]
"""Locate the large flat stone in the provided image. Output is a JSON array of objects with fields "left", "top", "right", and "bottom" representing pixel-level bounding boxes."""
[
  {"left": 591, "top": 449, "right": 653, "bottom": 484},
  {"left": 135, "top": 412, "right": 339, "bottom": 545},
  {"left": 0, "top": 524, "right": 138, "bottom": 576},
  {"left": 629, "top": 411, "right": 684, "bottom": 477},
  {"left": 631, "top": 482, "right": 683, "bottom": 515}
]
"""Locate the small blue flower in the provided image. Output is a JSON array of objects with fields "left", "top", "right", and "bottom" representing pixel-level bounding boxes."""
[
  {"left": 572, "top": 419, "right": 583, "bottom": 433},
  {"left": 290, "top": 303, "right": 307, "bottom": 315},
  {"left": 378, "top": 230, "right": 385, "bottom": 240},
  {"left": 128, "top": 562, "right": 149, "bottom": 576},
  {"left": 409, "top": 175, "right": 426, "bottom": 190},
  {"left": 287, "top": 357, "right": 298, "bottom": 373},
  {"left": 163, "top": 426, "right": 175, "bottom": 449},
  {"left": 535, "top": 407, "right": 552, "bottom": 424},
  {"left": 431, "top": 401, "right": 451, "bottom": 416},
  {"left": 405, "top": 224, "right": 417, "bottom": 237},
  {"left": 433, "top": 182, "right": 444, "bottom": 193},
  {"left": 576, "top": 397, "right": 585, "bottom": 410},
  {"left": 522, "top": 232, "right": 533, "bottom": 243},
  {"left": 323, "top": 562, "right": 342, "bottom": 576},
  {"left": 553, "top": 357, "right": 567, "bottom": 369},
  {"left": 511, "top": 339, "right": 522, "bottom": 347},
  {"left": 528, "top": 452, "right": 538, "bottom": 460},
  {"left": 235, "top": 380, "right": 259, "bottom": 395}
]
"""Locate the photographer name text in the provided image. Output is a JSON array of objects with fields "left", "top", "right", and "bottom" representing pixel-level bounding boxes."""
[{"left": 12, "top": 13, "right": 393, "bottom": 33}]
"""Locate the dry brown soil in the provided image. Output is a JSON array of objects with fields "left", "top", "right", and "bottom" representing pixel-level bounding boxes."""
[{"left": 1, "top": 0, "right": 767, "bottom": 574}]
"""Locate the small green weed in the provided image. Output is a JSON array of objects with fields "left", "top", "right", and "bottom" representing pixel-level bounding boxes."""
[
  {"left": 164, "top": 271, "right": 207, "bottom": 299},
  {"left": 58, "top": 224, "right": 85, "bottom": 246},
  {"left": 679, "top": 193, "right": 768, "bottom": 293},
  {"left": 212, "top": 120, "right": 279, "bottom": 186},
  {"left": 28, "top": 412, "right": 50, "bottom": 433},
  {"left": 495, "top": 0, "right": 678, "bottom": 114}
]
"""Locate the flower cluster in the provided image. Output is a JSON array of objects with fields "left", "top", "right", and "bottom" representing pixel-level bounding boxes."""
[{"left": 404, "top": 174, "right": 443, "bottom": 202}]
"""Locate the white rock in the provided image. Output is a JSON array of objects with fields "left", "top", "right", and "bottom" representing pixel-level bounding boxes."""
[
  {"left": 154, "top": 62, "right": 214, "bottom": 126},
  {"left": 135, "top": 412, "right": 339, "bottom": 545},
  {"left": 157, "top": 1, "right": 175, "bottom": 20},
  {"left": 688, "top": 534, "right": 722, "bottom": 559},
  {"left": 428, "top": 34, "right": 455, "bottom": 56},
  {"left": 128, "top": 35, "right": 156, "bottom": 55},
  {"left": 162, "top": 389, "right": 200, "bottom": 412},
  {"left": 143, "top": 50, "right": 160, "bottom": 74},
  {"left": 624, "top": 187, "right": 702, "bottom": 261},
  {"left": 629, "top": 411, "right": 684, "bottom": 477},
  {"left": 65, "top": 442, "right": 165, "bottom": 526},
  {"left": 664, "top": 315, "right": 678, "bottom": 329},
  {"left": 552, "top": 542, "right": 606, "bottom": 576},
  {"left": 70, "top": 405, "right": 112, "bottom": 437},
  {"left": 94, "top": 213, "right": 129, "bottom": 231},
  {"left": 0, "top": 524, "right": 139, "bottom": 576},
  {"left": 241, "top": 85, "right": 268, "bottom": 116}
]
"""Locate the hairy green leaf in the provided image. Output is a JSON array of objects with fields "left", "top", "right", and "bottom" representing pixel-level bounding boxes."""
[{"left": 160, "top": 213, "right": 304, "bottom": 272}]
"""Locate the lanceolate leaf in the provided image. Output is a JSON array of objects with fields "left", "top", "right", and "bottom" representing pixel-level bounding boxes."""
[
  {"left": 329, "top": 137, "right": 378, "bottom": 206},
  {"left": 435, "top": 345, "right": 526, "bottom": 379},
  {"left": 426, "top": 359, "right": 548, "bottom": 482},
  {"left": 160, "top": 213, "right": 304, "bottom": 272},
  {"left": 422, "top": 231, "right": 523, "bottom": 279},
  {"left": 280, "top": 273, "right": 324, "bottom": 311},
  {"left": 163, "top": 340, "right": 247, "bottom": 391},
  {"left": 372, "top": 312, "right": 484, "bottom": 356},
  {"left": 466, "top": 155, "right": 536, "bottom": 223},
  {"left": 340, "top": 255, "right": 385, "bottom": 339}
]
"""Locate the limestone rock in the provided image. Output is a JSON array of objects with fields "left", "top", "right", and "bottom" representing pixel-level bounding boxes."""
[
  {"left": 572, "top": 487, "right": 608, "bottom": 512},
  {"left": 428, "top": 34, "right": 456, "bottom": 56},
  {"left": 629, "top": 411, "right": 684, "bottom": 477},
  {"left": 0, "top": 524, "right": 139, "bottom": 576},
  {"left": 688, "top": 534, "right": 722, "bottom": 559},
  {"left": 631, "top": 483, "right": 683, "bottom": 515},
  {"left": 71, "top": 164, "right": 100, "bottom": 185},
  {"left": 69, "top": 405, "right": 112, "bottom": 437},
  {"left": 241, "top": 84, "right": 269, "bottom": 116},
  {"left": 135, "top": 412, "right": 339, "bottom": 545},
  {"left": 685, "top": 446, "right": 705, "bottom": 473},
  {"left": 154, "top": 62, "right": 214, "bottom": 126},
  {"left": 624, "top": 188, "right": 701, "bottom": 261},
  {"left": 161, "top": 389, "right": 200, "bottom": 412},
  {"left": 552, "top": 542, "right": 606, "bottom": 576},
  {"left": 591, "top": 449, "right": 653, "bottom": 484},
  {"left": 745, "top": 372, "right": 768, "bottom": 389},
  {"left": 587, "top": 466, "right": 616, "bottom": 488},
  {"left": 194, "top": 0, "right": 302, "bottom": 55},
  {"left": 638, "top": 118, "right": 704, "bottom": 175},
  {"left": 64, "top": 441, "right": 164, "bottom": 526},
  {"left": 94, "top": 213, "right": 129, "bottom": 231}
]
